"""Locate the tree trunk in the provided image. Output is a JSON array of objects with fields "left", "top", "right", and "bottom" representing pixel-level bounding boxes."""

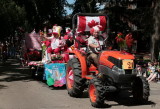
[{"left": 151, "top": 0, "right": 160, "bottom": 62}]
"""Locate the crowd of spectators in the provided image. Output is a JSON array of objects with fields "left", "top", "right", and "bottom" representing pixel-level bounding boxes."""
[{"left": 136, "top": 56, "right": 160, "bottom": 83}]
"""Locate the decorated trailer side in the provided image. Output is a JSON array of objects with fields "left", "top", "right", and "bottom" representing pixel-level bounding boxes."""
[{"left": 21, "top": 27, "right": 73, "bottom": 87}]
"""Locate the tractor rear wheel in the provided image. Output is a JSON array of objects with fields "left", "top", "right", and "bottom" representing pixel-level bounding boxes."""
[
  {"left": 66, "top": 58, "right": 86, "bottom": 97},
  {"left": 89, "top": 77, "right": 106, "bottom": 108},
  {"left": 132, "top": 76, "right": 150, "bottom": 104}
]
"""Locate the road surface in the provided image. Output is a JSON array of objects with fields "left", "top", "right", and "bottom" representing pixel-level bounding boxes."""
[{"left": 0, "top": 59, "right": 160, "bottom": 109}]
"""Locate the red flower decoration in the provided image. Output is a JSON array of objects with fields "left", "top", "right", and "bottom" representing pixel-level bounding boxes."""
[
  {"left": 125, "top": 34, "right": 134, "bottom": 48},
  {"left": 27, "top": 50, "right": 42, "bottom": 61},
  {"left": 115, "top": 33, "right": 124, "bottom": 43},
  {"left": 115, "top": 37, "right": 124, "bottom": 43},
  {"left": 117, "top": 32, "right": 123, "bottom": 38},
  {"left": 88, "top": 20, "right": 99, "bottom": 28},
  {"left": 115, "top": 32, "right": 126, "bottom": 50}
]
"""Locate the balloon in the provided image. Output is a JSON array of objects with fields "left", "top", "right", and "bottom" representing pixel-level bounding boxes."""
[{"left": 47, "top": 78, "right": 55, "bottom": 86}]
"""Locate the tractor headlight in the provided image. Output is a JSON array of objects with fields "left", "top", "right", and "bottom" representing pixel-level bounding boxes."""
[
  {"left": 112, "top": 66, "right": 125, "bottom": 74},
  {"left": 132, "top": 69, "right": 137, "bottom": 75}
]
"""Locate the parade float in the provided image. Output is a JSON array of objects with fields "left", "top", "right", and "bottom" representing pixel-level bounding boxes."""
[{"left": 22, "top": 25, "right": 71, "bottom": 87}]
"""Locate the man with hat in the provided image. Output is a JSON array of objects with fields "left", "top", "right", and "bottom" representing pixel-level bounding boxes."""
[{"left": 87, "top": 25, "right": 104, "bottom": 67}]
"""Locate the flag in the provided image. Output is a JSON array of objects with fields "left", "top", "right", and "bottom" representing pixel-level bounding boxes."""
[{"left": 77, "top": 16, "right": 107, "bottom": 32}]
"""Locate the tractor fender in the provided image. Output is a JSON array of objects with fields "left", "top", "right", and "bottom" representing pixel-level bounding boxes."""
[{"left": 72, "top": 50, "right": 87, "bottom": 78}]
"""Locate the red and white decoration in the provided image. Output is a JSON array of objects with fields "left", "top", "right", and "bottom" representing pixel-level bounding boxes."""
[
  {"left": 52, "top": 26, "right": 62, "bottom": 36},
  {"left": 77, "top": 16, "right": 107, "bottom": 32},
  {"left": 90, "top": 25, "right": 102, "bottom": 34}
]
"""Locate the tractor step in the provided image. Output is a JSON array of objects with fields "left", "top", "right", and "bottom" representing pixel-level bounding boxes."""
[
  {"left": 89, "top": 71, "right": 96, "bottom": 75},
  {"left": 85, "top": 75, "right": 95, "bottom": 79}
]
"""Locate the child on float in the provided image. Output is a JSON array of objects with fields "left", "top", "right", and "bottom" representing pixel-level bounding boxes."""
[{"left": 41, "top": 25, "right": 65, "bottom": 62}]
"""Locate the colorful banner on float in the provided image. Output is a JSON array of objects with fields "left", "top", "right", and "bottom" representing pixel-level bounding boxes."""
[{"left": 44, "top": 63, "right": 66, "bottom": 87}]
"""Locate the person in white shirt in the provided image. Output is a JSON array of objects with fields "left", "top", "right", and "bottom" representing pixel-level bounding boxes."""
[
  {"left": 147, "top": 62, "right": 158, "bottom": 82},
  {"left": 41, "top": 25, "right": 65, "bottom": 62},
  {"left": 87, "top": 25, "right": 104, "bottom": 67}
]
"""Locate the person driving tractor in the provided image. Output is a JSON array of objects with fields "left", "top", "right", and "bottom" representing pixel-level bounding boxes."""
[{"left": 87, "top": 25, "right": 104, "bottom": 67}]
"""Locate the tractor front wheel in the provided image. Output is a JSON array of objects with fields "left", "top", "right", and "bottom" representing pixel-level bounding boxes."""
[
  {"left": 89, "top": 77, "right": 106, "bottom": 108},
  {"left": 132, "top": 76, "right": 150, "bottom": 104}
]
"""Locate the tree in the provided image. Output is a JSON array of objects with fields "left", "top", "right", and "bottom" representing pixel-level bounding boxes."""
[
  {"left": 100, "top": 0, "right": 155, "bottom": 52},
  {"left": 13, "top": 0, "right": 68, "bottom": 30},
  {"left": 0, "top": 0, "right": 26, "bottom": 40},
  {"left": 151, "top": 0, "right": 160, "bottom": 61},
  {"left": 72, "top": 0, "right": 99, "bottom": 14},
  {"left": 0, "top": 0, "right": 69, "bottom": 41}
]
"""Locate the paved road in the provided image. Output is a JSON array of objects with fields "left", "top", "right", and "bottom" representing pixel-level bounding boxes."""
[{"left": 0, "top": 59, "right": 160, "bottom": 109}]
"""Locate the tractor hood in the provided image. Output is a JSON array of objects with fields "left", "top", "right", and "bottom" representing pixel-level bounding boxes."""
[{"left": 99, "top": 51, "right": 135, "bottom": 69}]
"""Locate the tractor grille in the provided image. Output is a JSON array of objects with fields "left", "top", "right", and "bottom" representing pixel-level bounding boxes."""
[
  {"left": 108, "top": 56, "right": 122, "bottom": 69},
  {"left": 125, "top": 69, "right": 132, "bottom": 74}
]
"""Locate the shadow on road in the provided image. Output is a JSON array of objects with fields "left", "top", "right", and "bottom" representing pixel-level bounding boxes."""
[
  {"left": 49, "top": 85, "right": 66, "bottom": 90},
  {"left": 105, "top": 91, "right": 156, "bottom": 108},
  {"left": 0, "top": 84, "right": 8, "bottom": 89},
  {"left": 79, "top": 89, "right": 156, "bottom": 108},
  {"left": 0, "top": 59, "right": 156, "bottom": 108},
  {"left": 0, "top": 59, "right": 34, "bottom": 83}
]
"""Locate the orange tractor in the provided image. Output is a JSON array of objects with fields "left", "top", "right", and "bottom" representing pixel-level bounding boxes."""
[{"left": 66, "top": 13, "right": 150, "bottom": 108}]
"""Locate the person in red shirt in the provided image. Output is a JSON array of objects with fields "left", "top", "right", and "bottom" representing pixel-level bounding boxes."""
[{"left": 75, "top": 31, "right": 87, "bottom": 49}]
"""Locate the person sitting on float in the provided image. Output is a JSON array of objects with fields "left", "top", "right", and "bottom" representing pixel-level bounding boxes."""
[
  {"left": 75, "top": 30, "right": 88, "bottom": 49},
  {"left": 63, "top": 27, "right": 73, "bottom": 47},
  {"left": 41, "top": 28, "right": 54, "bottom": 48},
  {"left": 41, "top": 25, "right": 65, "bottom": 62}
]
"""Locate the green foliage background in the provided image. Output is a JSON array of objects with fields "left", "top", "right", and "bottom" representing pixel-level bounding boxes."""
[{"left": 0, "top": 0, "right": 159, "bottom": 60}]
